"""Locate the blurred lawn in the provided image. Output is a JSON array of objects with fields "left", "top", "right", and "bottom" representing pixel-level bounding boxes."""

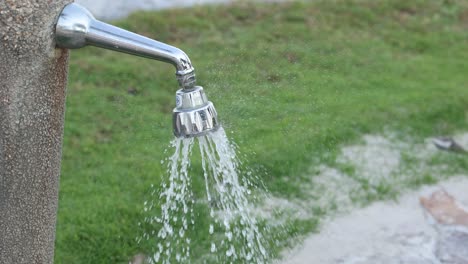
[{"left": 55, "top": 0, "right": 468, "bottom": 263}]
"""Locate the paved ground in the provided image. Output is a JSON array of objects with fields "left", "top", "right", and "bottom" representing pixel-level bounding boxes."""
[
  {"left": 281, "top": 176, "right": 468, "bottom": 264},
  {"left": 75, "top": 0, "right": 291, "bottom": 20},
  {"left": 75, "top": 0, "right": 231, "bottom": 20}
]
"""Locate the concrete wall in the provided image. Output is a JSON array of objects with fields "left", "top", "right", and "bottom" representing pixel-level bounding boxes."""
[{"left": 0, "top": 0, "right": 71, "bottom": 263}]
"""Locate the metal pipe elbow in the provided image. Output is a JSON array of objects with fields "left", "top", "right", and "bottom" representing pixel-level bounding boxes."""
[
  {"left": 55, "top": 3, "right": 197, "bottom": 89},
  {"left": 172, "top": 49, "right": 196, "bottom": 90}
]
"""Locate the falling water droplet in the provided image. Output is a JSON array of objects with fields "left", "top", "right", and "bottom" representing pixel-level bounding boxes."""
[
  {"left": 211, "top": 243, "right": 217, "bottom": 253},
  {"left": 226, "top": 231, "right": 233, "bottom": 241}
]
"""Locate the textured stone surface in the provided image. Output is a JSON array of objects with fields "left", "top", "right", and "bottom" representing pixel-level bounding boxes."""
[
  {"left": 281, "top": 177, "right": 468, "bottom": 264},
  {"left": 421, "top": 190, "right": 468, "bottom": 263},
  {"left": 0, "top": 0, "right": 71, "bottom": 263},
  {"left": 420, "top": 189, "right": 468, "bottom": 226},
  {"left": 436, "top": 230, "right": 468, "bottom": 263}
]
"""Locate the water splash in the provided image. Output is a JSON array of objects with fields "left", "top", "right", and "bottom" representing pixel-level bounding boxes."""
[
  {"left": 199, "top": 128, "right": 268, "bottom": 262},
  {"left": 141, "top": 127, "right": 268, "bottom": 263}
]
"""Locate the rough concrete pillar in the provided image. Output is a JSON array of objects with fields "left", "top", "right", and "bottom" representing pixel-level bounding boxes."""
[{"left": 0, "top": 0, "right": 71, "bottom": 263}]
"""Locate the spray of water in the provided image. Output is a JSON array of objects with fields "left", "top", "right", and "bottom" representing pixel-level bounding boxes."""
[{"left": 141, "top": 127, "right": 269, "bottom": 263}]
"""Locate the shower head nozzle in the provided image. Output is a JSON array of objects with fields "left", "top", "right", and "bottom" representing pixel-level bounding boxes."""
[
  {"left": 173, "top": 86, "right": 219, "bottom": 138},
  {"left": 55, "top": 3, "right": 217, "bottom": 138}
]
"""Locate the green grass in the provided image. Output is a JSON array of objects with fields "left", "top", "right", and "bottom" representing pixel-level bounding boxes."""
[{"left": 55, "top": 0, "right": 468, "bottom": 263}]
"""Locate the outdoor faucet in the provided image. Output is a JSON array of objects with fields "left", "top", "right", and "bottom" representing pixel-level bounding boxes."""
[{"left": 55, "top": 3, "right": 219, "bottom": 138}]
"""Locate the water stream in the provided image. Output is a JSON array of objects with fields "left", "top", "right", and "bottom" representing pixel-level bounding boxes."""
[{"left": 141, "top": 126, "right": 268, "bottom": 263}]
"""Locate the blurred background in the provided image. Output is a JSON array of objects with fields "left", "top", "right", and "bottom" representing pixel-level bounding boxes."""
[
  {"left": 76, "top": 0, "right": 242, "bottom": 20},
  {"left": 55, "top": 0, "right": 468, "bottom": 263}
]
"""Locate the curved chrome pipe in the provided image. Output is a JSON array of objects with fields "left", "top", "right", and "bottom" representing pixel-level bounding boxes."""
[
  {"left": 54, "top": 3, "right": 220, "bottom": 138},
  {"left": 55, "top": 3, "right": 196, "bottom": 89}
]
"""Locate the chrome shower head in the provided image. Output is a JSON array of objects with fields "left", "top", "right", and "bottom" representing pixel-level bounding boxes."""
[
  {"left": 173, "top": 86, "right": 219, "bottom": 138},
  {"left": 55, "top": 3, "right": 220, "bottom": 137}
]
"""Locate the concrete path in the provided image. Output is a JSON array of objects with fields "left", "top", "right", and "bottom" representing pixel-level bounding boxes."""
[
  {"left": 75, "top": 0, "right": 291, "bottom": 21},
  {"left": 74, "top": 0, "right": 230, "bottom": 20},
  {"left": 281, "top": 176, "right": 468, "bottom": 264}
]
